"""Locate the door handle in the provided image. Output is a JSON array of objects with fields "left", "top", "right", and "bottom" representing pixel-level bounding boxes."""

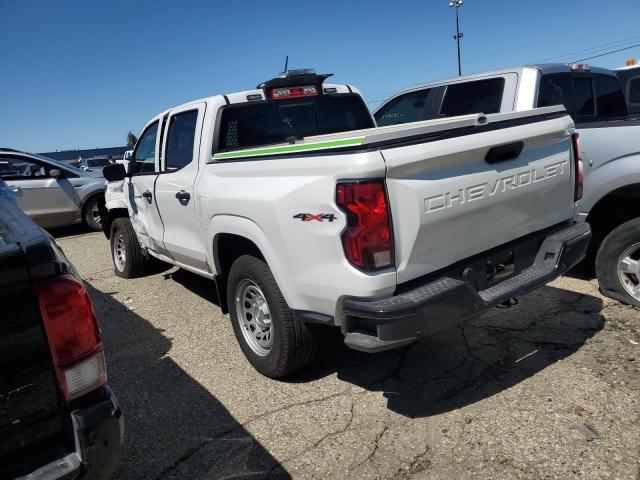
[
  {"left": 11, "top": 187, "right": 21, "bottom": 193},
  {"left": 485, "top": 142, "right": 524, "bottom": 164},
  {"left": 175, "top": 190, "right": 191, "bottom": 206},
  {"left": 142, "top": 190, "right": 153, "bottom": 203}
]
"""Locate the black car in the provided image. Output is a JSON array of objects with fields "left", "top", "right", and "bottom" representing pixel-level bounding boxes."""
[{"left": 0, "top": 180, "right": 123, "bottom": 479}]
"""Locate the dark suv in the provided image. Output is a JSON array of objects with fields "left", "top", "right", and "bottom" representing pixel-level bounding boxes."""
[{"left": 0, "top": 181, "right": 123, "bottom": 479}]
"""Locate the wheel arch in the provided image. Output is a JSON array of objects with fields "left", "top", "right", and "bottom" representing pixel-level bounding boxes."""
[
  {"left": 102, "top": 208, "right": 129, "bottom": 239},
  {"left": 584, "top": 183, "right": 640, "bottom": 265},
  {"left": 207, "top": 215, "right": 294, "bottom": 314}
]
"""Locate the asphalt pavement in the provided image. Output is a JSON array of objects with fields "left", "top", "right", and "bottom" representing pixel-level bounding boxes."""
[{"left": 54, "top": 227, "right": 640, "bottom": 480}]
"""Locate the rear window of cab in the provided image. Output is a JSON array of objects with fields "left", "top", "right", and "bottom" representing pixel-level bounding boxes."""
[{"left": 215, "top": 94, "right": 374, "bottom": 152}]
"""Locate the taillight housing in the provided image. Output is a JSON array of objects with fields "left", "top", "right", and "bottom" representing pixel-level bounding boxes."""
[
  {"left": 572, "top": 132, "right": 584, "bottom": 201},
  {"left": 336, "top": 180, "right": 394, "bottom": 271},
  {"left": 37, "top": 274, "right": 107, "bottom": 401}
]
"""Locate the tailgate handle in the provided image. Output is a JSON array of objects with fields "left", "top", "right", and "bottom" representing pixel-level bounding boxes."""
[{"left": 485, "top": 142, "right": 524, "bottom": 164}]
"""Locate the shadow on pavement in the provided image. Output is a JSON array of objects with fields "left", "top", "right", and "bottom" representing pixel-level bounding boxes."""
[
  {"left": 48, "top": 223, "right": 97, "bottom": 238},
  {"left": 86, "top": 284, "right": 289, "bottom": 480},
  {"left": 294, "top": 285, "right": 605, "bottom": 418},
  {"left": 144, "top": 268, "right": 605, "bottom": 420}
]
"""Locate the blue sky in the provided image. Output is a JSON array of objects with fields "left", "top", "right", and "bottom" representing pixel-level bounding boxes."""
[{"left": 1, "top": 0, "right": 639, "bottom": 152}]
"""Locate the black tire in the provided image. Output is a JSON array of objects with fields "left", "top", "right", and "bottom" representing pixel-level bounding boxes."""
[
  {"left": 595, "top": 217, "right": 640, "bottom": 308},
  {"left": 83, "top": 195, "right": 103, "bottom": 231},
  {"left": 227, "top": 255, "right": 319, "bottom": 378},
  {"left": 110, "top": 217, "right": 147, "bottom": 278}
]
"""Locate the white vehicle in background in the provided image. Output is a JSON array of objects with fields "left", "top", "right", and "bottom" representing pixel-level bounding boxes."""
[
  {"left": 101, "top": 69, "right": 590, "bottom": 378},
  {"left": 375, "top": 63, "right": 640, "bottom": 307}
]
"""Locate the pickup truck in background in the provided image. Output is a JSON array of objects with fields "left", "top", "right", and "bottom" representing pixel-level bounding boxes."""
[
  {"left": 101, "top": 69, "right": 590, "bottom": 378},
  {"left": 0, "top": 180, "right": 123, "bottom": 479},
  {"left": 375, "top": 63, "right": 640, "bottom": 308}
]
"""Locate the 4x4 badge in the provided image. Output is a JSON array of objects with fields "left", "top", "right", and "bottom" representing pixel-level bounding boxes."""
[{"left": 293, "top": 213, "right": 337, "bottom": 222}]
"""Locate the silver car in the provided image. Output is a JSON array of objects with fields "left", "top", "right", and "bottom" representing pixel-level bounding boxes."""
[{"left": 0, "top": 148, "right": 105, "bottom": 230}]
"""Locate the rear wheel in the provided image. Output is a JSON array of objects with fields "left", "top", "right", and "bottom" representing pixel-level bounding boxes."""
[
  {"left": 227, "top": 255, "right": 319, "bottom": 378},
  {"left": 83, "top": 195, "right": 103, "bottom": 231},
  {"left": 110, "top": 218, "right": 147, "bottom": 278},
  {"left": 595, "top": 218, "right": 640, "bottom": 308}
]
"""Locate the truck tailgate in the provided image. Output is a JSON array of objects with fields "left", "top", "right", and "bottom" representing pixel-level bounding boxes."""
[{"left": 380, "top": 108, "right": 576, "bottom": 283}]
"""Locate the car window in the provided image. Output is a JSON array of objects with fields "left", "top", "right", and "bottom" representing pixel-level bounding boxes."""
[
  {"left": 0, "top": 157, "right": 50, "bottom": 180},
  {"left": 165, "top": 110, "right": 198, "bottom": 171},
  {"left": 573, "top": 78, "right": 595, "bottom": 116},
  {"left": 594, "top": 74, "right": 628, "bottom": 119},
  {"left": 216, "top": 94, "right": 373, "bottom": 152},
  {"left": 537, "top": 74, "right": 575, "bottom": 115},
  {"left": 629, "top": 77, "right": 640, "bottom": 104},
  {"left": 132, "top": 121, "right": 159, "bottom": 174},
  {"left": 440, "top": 78, "right": 505, "bottom": 117},
  {"left": 374, "top": 89, "right": 433, "bottom": 126}
]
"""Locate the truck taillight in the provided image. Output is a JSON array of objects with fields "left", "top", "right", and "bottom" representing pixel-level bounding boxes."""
[
  {"left": 270, "top": 85, "right": 318, "bottom": 100},
  {"left": 336, "top": 180, "right": 394, "bottom": 271},
  {"left": 572, "top": 132, "right": 584, "bottom": 201},
  {"left": 37, "top": 274, "right": 107, "bottom": 401}
]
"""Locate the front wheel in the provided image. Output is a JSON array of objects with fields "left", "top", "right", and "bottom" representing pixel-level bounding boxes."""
[
  {"left": 110, "top": 217, "right": 148, "bottom": 278},
  {"left": 227, "top": 255, "right": 319, "bottom": 378},
  {"left": 595, "top": 218, "right": 640, "bottom": 308}
]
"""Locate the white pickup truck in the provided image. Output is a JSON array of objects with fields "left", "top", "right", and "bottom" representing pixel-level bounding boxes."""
[{"left": 101, "top": 69, "right": 591, "bottom": 378}]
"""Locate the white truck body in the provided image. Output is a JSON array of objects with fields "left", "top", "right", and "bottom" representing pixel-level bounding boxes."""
[{"left": 103, "top": 71, "right": 590, "bottom": 376}]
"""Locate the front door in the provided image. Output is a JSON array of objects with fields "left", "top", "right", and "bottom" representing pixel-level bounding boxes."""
[
  {"left": 154, "top": 103, "right": 209, "bottom": 272},
  {"left": 126, "top": 120, "right": 166, "bottom": 255}
]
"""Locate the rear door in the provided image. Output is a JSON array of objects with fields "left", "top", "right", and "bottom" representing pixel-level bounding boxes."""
[
  {"left": 154, "top": 103, "right": 208, "bottom": 272},
  {"left": 0, "top": 155, "right": 79, "bottom": 228},
  {"left": 382, "top": 110, "right": 576, "bottom": 283}
]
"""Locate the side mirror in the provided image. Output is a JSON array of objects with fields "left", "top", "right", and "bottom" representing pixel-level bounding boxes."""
[
  {"left": 50, "top": 169, "right": 63, "bottom": 179},
  {"left": 103, "top": 163, "right": 126, "bottom": 182}
]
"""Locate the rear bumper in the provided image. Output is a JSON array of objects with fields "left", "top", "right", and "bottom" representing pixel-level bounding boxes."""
[
  {"left": 17, "top": 386, "right": 123, "bottom": 480},
  {"left": 342, "top": 222, "right": 591, "bottom": 353}
]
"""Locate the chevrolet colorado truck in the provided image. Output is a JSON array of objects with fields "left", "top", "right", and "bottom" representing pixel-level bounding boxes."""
[
  {"left": 0, "top": 180, "right": 123, "bottom": 479},
  {"left": 101, "top": 69, "right": 590, "bottom": 378},
  {"left": 376, "top": 63, "right": 640, "bottom": 308}
]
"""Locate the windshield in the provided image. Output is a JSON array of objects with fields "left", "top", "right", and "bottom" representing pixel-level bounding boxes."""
[{"left": 215, "top": 94, "right": 374, "bottom": 152}]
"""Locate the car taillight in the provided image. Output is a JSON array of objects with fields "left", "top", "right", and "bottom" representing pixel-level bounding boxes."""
[
  {"left": 336, "top": 180, "right": 394, "bottom": 271},
  {"left": 572, "top": 132, "right": 584, "bottom": 201},
  {"left": 36, "top": 274, "right": 106, "bottom": 401},
  {"left": 270, "top": 85, "right": 318, "bottom": 100}
]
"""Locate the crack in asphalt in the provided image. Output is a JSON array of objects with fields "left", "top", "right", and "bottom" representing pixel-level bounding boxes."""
[{"left": 152, "top": 390, "right": 356, "bottom": 479}]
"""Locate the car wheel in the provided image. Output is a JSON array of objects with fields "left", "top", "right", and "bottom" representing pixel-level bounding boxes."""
[
  {"left": 227, "top": 255, "right": 319, "bottom": 378},
  {"left": 83, "top": 195, "right": 103, "bottom": 231},
  {"left": 595, "top": 217, "right": 640, "bottom": 308},
  {"left": 110, "top": 218, "right": 147, "bottom": 278}
]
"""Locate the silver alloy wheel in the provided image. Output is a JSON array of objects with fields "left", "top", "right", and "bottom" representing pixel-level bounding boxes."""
[
  {"left": 618, "top": 242, "right": 640, "bottom": 301},
  {"left": 113, "top": 233, "right": 126, "bottom": 272},
  {"left": 235, "top": 279, "right": 273, "bottom": 356}
]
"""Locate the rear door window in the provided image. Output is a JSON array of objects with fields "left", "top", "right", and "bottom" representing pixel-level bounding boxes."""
[
  {"left": 374, "top": 89, "right": 433, "bottom": 126},
  {"left": 629, "top": 77, "right": 640, "bottom": 104},
  {"left": 217, "top": 94, "right": 374, "bottom": 152},
  {"left": 593, "top": 74, "right": 628, "bottom": 119},
  {"left": 440, "top": 78, "right": 505, "bottom": 117},
  {"left": 165, "top": 110, "right": 198, "bottom": 171}
]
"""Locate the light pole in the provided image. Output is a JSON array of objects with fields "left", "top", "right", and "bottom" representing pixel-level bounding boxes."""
[{"left": 449, "top": 0, "right": 463, "bottom": 76}]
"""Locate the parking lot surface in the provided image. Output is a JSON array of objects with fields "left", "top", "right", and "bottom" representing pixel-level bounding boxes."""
[{"left": 55, "top": 228, "right": 640, "bottom": 480}]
